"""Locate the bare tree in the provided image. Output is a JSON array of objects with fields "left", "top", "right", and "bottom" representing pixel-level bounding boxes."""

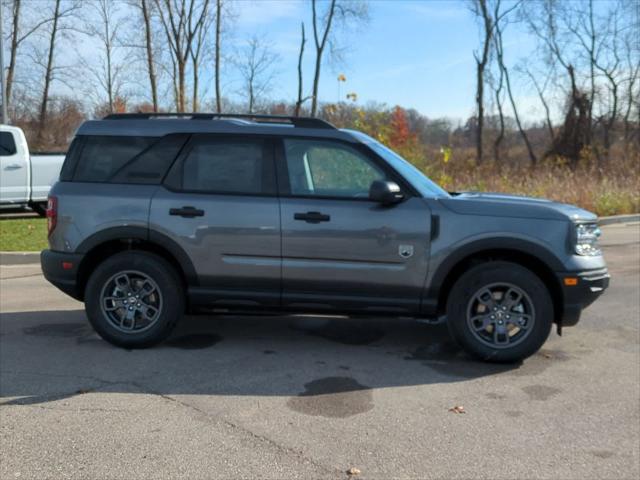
[
  {"left": 622, "top": 26, "right": 640, "bottom": 147},
  {"left": 189, "top": 1, "right": 212, "bottom": 112},
  {"left": 140, "top": 0, "right": 159, "bottom": 111},
  {"left": 471, "top": 0, "right": 492, "bottom": 164},
  {"left": 154, "top": 0, "right": 210, "bottom": 112},
  {"left": 493, "top": 0, "right": 537, "bottom": 166},
  {"left": 214, "top": 0, "right": 222, "bottom": 112},
  {"left": 294, "top": 22, "right": 311, "bottom": 117},
  {"left": 4, "top": 0, "right": 56, "bottom": 111},
  {"left": 522, "top": 66, "right": 555, "bottom": 144},
  {"left": 81, "top": 0, "right": 130, "bottom": 114},
  {"left": 235, "top": 35, "right": 279, "bottom": 114},
  {"left": 491, "top": 52, "right": 505, "bottom": 163},
  {"left": 34, "top": 0, "right": 79, "bottom": 145},
  {"left": 309, "top": 0, "right": 368, "bottom": 117}
]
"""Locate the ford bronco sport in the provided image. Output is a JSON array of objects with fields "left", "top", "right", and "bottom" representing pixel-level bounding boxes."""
[{"left": 41, "top": 113, "right": 609, "bottom": 362}]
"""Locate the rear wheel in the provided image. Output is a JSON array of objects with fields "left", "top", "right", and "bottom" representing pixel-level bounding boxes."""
[
  {"left": 84, "top": 251, "right": 184, "bottom": 348},
  {"left": 446, "top": 261, "right": 553, "bottom": 362},
  {"left": 30, "top": 202, "right": 47, "bottom": 217}
]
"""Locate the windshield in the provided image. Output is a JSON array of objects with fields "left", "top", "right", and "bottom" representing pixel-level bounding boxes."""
[{"left": 343, "top": 130, "right": 450, "bottom": 198}]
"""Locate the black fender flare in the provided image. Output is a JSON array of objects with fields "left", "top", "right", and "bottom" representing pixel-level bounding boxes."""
[
  {"left": 76, "top": 226, "right": 198, "bottom": 285},
  {"left": 422, "top": 236, "right": 565, "bottom": 314}
]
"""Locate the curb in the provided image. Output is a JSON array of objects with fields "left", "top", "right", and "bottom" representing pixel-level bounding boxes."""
[
  {"left": 598, "top": 214, "right": 640, "bottom": 226},
  {"left": 0, "top": 215, "right": 637, "bottom": 266},
  {"left": 0, "top": 252, "right": 41, "bottom": 266}
]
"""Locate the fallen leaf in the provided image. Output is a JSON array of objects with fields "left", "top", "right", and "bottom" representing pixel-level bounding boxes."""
[
  {"left": 448, "top": 405, "right": 465, "bottom": 414},
  {"left": 346, "top": 467, "right": 361, "bottom": 476}
]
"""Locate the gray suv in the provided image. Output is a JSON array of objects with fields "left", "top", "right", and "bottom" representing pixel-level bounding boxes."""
[{"left": 41, "top": 113, "right": 609, "bottom": 362}]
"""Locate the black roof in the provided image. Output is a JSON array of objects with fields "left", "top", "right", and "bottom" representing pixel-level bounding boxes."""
[{"left": 76, "top": 113, "right": 356, "bottom": 142}]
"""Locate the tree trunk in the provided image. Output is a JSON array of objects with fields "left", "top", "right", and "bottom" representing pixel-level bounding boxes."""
[
  {"left": 310, "top": 0, "right": 336, "bottom": 117},
  {"left": 37, "top": 0, "right": 61, "bottom": 146},
  {"left": 474, "top": 0, "right": 491, "bottom": 165},
  {"left": 6, "top": 0, "right": 21, "bottom": 110},
  {"left": 177, "top": 60, "right": 186, "bottom": 112},
  {"left": 141, "top": 0, "right": 158, "bottom": 112},
  {"left": 294, "top": 22, "right": 306, "bottom": 117},
  {"left": 493, "top": 65, "right": 505, "bottom": 163},
  {"left": 215, "top": 0, "right": 222, "bottom": 113}
]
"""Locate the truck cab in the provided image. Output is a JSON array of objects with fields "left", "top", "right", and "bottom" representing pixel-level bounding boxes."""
[{"left": 0, "top": 124, "right": 65, "bottom": 214}]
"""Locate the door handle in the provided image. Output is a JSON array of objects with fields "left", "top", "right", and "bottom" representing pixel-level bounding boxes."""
[
  {"left": 294, "top": 211, "right": 331, "bottom": 223},
  {"left": 4, "top": 164, "right": 23, "bottom": 170},
  {"left": 169, "top": 206, "right": 205, "bottom": 218}
]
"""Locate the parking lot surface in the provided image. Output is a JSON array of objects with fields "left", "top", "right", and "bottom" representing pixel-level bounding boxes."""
[{"left": 1, "top": 223, "right": 638, "bottom": 479}]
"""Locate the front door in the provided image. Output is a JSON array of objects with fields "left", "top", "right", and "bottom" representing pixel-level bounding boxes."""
[
  {"left": 150, "top": 134, "right": 281, "bottom": 307},
  {"left": 278, "top": 138, "right": 431, "bottom": 314},
  {"left": 0, "top": 130, "right": 28, "bottom": 204}
]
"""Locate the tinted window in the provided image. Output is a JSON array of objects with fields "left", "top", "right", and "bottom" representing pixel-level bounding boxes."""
[
  {"left": 169, "top": 136, "right": 274, "bottom": 194},
  {"left": 0, "top": 132, "right": 17, "bottom": 156},
  {"left": 72, "top": 135, "right": 187, "bottom": 184},
  {"left": 284, "top": 139, "right": 385, "bottom": 198}
]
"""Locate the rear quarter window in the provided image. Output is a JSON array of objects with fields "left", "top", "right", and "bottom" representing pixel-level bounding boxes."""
[
  {"left": 70, "top": 134, "right": 188, "bottom": 184},
  {"left": 0, "top": 132, "right": 17, "bottom": 156}
]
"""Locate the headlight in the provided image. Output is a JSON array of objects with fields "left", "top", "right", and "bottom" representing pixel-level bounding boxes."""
[{"left": 575, "top": 223, "right": 602, "bottom": 256}]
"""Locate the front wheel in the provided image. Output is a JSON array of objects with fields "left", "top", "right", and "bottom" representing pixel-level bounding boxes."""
[
  {"left": 446, "top": 261, "right": 553, "bottom": 363},
  {"left": 84, "top": 251, "right": 184, "bottom": 348}
]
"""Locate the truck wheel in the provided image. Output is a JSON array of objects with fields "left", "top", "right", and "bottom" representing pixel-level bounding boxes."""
[
  {"left": 30, "top": 202, "right": 47, "bottom": 217},
  {"left": 446, "top": 261, "right": 553, "bottom": 363},
  {"left": 84, "top": 251, "right": 184, "bottom": 349}
]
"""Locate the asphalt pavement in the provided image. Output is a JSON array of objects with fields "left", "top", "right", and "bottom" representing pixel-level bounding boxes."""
[{"left": 0, "top": 223, "right": 638, "bottom": 479}]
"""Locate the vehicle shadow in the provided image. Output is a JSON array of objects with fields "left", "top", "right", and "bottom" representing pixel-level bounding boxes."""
[{"left": 0, "top": 309, "right": 559, "bottom": 407}]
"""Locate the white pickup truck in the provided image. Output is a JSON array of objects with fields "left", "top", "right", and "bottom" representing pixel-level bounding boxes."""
[{"left": 0, "top": 124, "right": 65, "bottom": 215}]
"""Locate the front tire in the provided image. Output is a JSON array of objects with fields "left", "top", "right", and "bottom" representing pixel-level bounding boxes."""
[
  {"left": 446, "top": 261, "right": 553, "bottom": 363},
  {"left": 84, "top": 251, "right": 184, "bottom": 348}
]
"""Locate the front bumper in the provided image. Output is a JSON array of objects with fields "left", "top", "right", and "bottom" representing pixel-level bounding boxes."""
[
  {"left": 41, "top": 250, "right": 84, "bottom": 301},
  {"left": 556, "top": 267, "right": 610, "bottom": 327}
]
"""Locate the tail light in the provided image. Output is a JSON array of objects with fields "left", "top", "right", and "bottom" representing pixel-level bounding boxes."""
[{"left": 46, "top": 196, "right": 57, "bottom": 237}]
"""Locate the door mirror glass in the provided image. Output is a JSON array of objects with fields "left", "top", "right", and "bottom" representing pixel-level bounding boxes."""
[{"left": 369, "top": 180, "right": 404, "bottom": 204}]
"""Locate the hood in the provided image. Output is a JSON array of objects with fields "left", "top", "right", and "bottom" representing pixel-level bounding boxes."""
[{"left": 441, "top": 191, "right": 597, "bottom": 222}]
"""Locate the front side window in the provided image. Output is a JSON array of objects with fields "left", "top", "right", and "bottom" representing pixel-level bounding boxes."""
[
  {"left": 168, "top": 136, "right": 274, "bottom": 195},
  {"left": 283, "top": 139, "right": 385, "bottom": 198}
]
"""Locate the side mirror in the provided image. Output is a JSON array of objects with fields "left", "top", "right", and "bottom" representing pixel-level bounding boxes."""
[{"left": 369, "top": 180, "right": 404, "bottom": 205}]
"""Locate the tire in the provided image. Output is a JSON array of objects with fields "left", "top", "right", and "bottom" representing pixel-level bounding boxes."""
[
  {"left": 84, "top": 251, "right": 184, "bottom": 348},
  {"left": 30, "top": 202, "right": 47, "bottom": 217},
  {"left": 446, "top": 261, "right": 553, "bottom": 363}
]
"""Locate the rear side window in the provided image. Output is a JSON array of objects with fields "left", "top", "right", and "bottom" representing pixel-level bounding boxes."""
[
  {"left": 165, "top": 136, "right": 275, "bottom": 195},
  {"left": 71, "top": 134, "right": 188, "bottom": 184},
  {"left": 0, "top": 132, "right": 17, "bottom": 156}
]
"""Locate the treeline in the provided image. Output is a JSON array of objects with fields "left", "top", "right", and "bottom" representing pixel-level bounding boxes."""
[{"left": 2, "top": 0, "right": 639, "bottom": 174}]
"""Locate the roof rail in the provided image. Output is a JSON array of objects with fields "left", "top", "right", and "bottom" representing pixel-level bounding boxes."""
[{"left": 102, "top": 113, "right": 336, "bottom": 130}]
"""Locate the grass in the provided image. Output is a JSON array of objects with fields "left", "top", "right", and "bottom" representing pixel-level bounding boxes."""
[{"left": 0, "top": 218, "right": 48, "bottom": 252}]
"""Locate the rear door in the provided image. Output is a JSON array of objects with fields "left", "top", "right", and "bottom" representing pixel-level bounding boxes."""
[
  {"left": 150, "top": 134, "right": 281, "bottom": 307},
  {"left": 0, "top": 130, "right": 28, "bottom": 203},
  {"left": 277, "top": 137, "right": 431, "bottom": 314}
]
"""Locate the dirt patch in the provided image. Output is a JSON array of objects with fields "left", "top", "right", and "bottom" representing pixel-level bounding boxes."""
[{"left": 287, "top": 377, "right": 374, "bottom": 418}]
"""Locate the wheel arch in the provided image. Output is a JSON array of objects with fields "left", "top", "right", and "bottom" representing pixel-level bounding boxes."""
[
  {"left": 75, "top": 227, "right": 198, "bottom": 300},
  {"left": 426, "top": 238, "right": 564, "bottom": 322}
]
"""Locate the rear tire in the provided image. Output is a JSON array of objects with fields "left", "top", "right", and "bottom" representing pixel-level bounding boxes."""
[
  {"left": 84, "top": 251, "right": 184, "bottom": 348},
  {"left": 446, "top": 261, "right": 553, "bottom": 363},
  {"left": 30, "top": 202, "right": 47, "bottom": 217}
]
